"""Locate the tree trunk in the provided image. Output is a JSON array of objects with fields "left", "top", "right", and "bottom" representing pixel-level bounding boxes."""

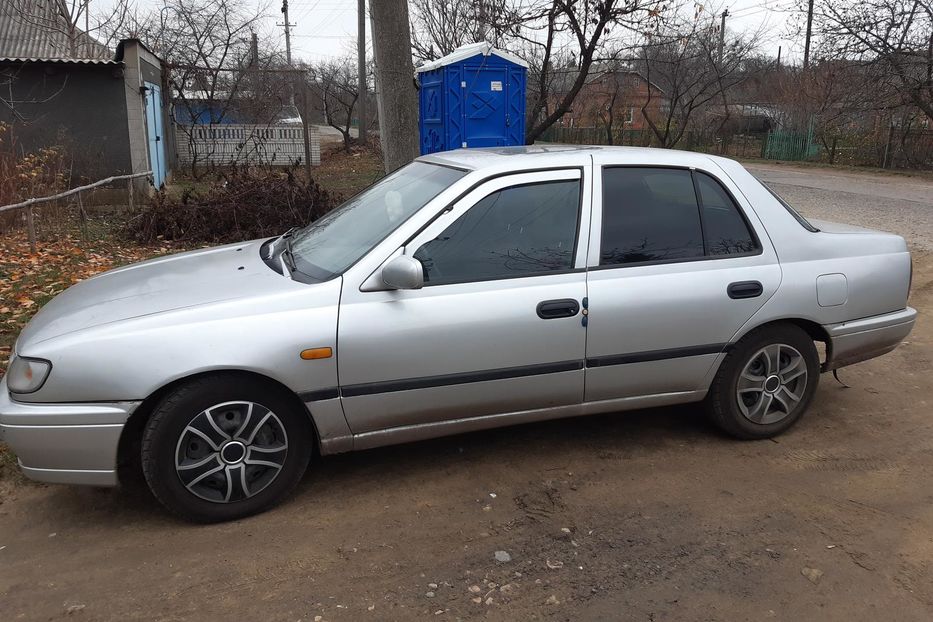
[{"left": 370, "top": 0, "right": 420, "bottom": 173}]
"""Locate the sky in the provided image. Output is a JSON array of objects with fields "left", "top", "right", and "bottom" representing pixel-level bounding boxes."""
[{"left": 97, "top": 0, "right": 804, "bottom": 64}]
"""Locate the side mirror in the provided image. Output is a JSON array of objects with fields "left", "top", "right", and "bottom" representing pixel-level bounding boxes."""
[{"left": 381, "top": 255, "right": 424, "bottom": 290}]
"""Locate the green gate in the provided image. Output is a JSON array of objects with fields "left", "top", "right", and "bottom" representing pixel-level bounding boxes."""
[{"left": 762, "top": 122, "right": 819, "bottom": 161}]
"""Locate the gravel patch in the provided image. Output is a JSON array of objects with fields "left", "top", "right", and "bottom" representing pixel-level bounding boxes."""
[{"left": 746, "top": 163, "right": 933, "bottom": 252}]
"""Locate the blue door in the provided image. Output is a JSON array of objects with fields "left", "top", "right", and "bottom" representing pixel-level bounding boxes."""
[
  {"left": 144, "top": 82, "right": 167, "bottom": 188},
  {"left": 463, "top": 67, "right": 508, "bottom": 147}
]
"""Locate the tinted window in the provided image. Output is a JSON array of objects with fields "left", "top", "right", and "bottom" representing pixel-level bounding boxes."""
[
  {"left": 414, "top": 180, "right": 580, "bottom": 284},
  {"left": 600, "top": 168, "right": 703, "bottom": 265},
  {"left": 695, "top": 172, "right": 757, "bottom": 255}
]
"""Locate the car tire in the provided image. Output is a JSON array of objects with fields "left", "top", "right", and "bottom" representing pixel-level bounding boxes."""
[
  {"left": 707, "top": 324, "right": 820, "bottom": 439},
  {"left": 141, "top": 374, "right": 313, "bottom": 522}
]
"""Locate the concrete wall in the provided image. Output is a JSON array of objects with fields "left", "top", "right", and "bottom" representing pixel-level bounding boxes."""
[
  {"left": 0, "top": 62, "right": 132, "bottom": 181},
  {"left": 120, "top": 40, "right": 172, "bottom": 190}
]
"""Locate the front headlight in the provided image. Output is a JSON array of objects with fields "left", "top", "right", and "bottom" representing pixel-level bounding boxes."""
[{"left": 7, "top": 355, "right": 52, "bottom": 394}]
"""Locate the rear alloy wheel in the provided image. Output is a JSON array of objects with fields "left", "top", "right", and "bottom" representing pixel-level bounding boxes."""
[
  {"left": 736, "top": 343, "right": 809, "bottom": 425},
  {"left": 707, "top": 324, "right": 820, "bottom": 439},
  {"left": 142, "top": 376, "right": 313, "bottom": 522}
]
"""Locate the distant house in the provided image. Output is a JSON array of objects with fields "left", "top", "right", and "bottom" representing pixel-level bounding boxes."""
[
  {"left": 0, "top": 0, "right": 172, "bottom": 189},
  {"left": 553, "top": 68, "right": 665, "bottom": 132}
]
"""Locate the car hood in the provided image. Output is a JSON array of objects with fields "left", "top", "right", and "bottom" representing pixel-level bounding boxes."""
[{"left": 16, "top": 239, "right": 290, "bottom": 349}]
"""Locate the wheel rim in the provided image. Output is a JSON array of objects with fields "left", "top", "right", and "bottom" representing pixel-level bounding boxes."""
[
  {"left": 174, "top": 401, "right": 288, "bottom": 503},
  {"left": 736, "top": 343, "right": 808, "bottom": 425}
]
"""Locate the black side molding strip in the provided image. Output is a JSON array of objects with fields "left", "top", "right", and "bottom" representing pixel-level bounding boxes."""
[
  {"left": 340, "top": 360, "right": 584, "bottom": 398},
  {"left": 298, "top": 388, "right": 340, "bottom": 402},
  {"left": 316, "top": 343, "right": 730, "bottom": 400},
  {"left": 586, "top": 343, "right": 727, "bottom": 368}
]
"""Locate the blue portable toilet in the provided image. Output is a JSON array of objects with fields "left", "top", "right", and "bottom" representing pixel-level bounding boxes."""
[{"left": 416, "top": 42, "right": 528, "bottom": 155}]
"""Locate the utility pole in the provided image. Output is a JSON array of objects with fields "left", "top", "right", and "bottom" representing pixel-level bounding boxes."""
[
  {"left": 84, "top": 0, "right": 90, "bottom": 57},
  {"left": 279, "top": 0, "right": 296, "bottom": 105},
  {"left": 803, "top": 0, "right": 814, "bottom": 69},
  {"left": 357, "top": 0, "right": 367, "bottom": 144},
  {"left": 280, "top": 0, "right": 294, "bottom": 66},
  {"left": 718, "top": 8, "right": 728, "bottom": 65},
  {"left": 777, "top": 45, "right": 782, "bottom": 68}
]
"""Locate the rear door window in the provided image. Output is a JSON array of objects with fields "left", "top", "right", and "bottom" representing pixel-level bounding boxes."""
[
  {"left": 600, "top": 168, "right": 703, "bottom": 265},
  {"left": 600, "top": 167, "right": 759, "bottom": 266}
]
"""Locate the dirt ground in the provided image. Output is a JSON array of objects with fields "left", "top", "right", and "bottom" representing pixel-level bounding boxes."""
[{"left": 1, "top": 164, "right": 932, "bottom": 621}]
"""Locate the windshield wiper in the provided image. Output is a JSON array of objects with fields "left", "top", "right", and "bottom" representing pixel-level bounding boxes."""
[{"left": 281, "top": 236, "right": 297, "bottom": 273}]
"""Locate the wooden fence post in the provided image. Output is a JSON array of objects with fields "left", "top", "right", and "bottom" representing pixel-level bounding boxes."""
[
  {"left": 127, "top": 178, "right": 135, "bottom": 212},
  {"left": 25, "top": 206, "right": 36, "bottom": 253},
  {"left": 77, "top": 191, "right": 88, "bottom": 241}
]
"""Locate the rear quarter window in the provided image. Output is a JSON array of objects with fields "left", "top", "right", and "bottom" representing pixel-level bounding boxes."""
[{"left": 758, "top": 180, "right": 819, "bottom": 232}]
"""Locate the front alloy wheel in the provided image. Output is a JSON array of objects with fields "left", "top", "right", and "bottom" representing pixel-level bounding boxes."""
[
  {"left": 175, "top": 401, "right": 289, "bottom": 503},
  {"left": 142, "top": 375, "right": 313, "bottom": 522}
]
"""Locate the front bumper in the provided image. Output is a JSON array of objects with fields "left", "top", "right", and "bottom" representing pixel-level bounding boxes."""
[
  {"left": 824, "top": 307, "right": 917, "bottom": 371},
  {"left": 0, "top": 377, "right": 140, "bottom": 486}
]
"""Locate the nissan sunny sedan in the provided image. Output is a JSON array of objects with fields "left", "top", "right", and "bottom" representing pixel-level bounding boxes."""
[{"left": 0, "top": 146, "right": 916, "bottom": 522}]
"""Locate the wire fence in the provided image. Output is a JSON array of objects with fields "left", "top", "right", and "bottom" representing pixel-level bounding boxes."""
[
  {"left": 0, "top": 172, "right": 150, "bottom": 252},
  {"left": 538, "top": 126, "right": 767, "bottom": 159},
  {"left": 539, "top": 125, "right": 933, "bottom": 170}
]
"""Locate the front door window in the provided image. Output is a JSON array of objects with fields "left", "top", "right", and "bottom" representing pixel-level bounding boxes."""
[{"left": 414, "top": 179, "right": 581, "bottom": 285}]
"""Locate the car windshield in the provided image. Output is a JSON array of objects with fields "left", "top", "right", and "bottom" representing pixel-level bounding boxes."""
[{"left": 288, "top": 162, "right": 467, "bottom": 281}]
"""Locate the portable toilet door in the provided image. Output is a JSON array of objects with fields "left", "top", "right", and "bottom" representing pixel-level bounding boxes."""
[
  {"left": 462, "top": 62, "right": 509, "bottom": 148},
  {"left": 416, "top": 42, "right": 528, "bottom": 155}
]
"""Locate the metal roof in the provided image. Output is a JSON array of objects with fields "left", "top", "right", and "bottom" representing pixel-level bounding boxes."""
[
  {"left": 0, "top": 56, "right": 120, "bottom": 65},
  {"left": 415, "top": 42, "right": 530, "bottom": 73},
  {"left": 0, "top": 0, "right": 110, "bottom": 60},
  {"left": 417, "top": 145, "right": 728, "bottom": 171}
]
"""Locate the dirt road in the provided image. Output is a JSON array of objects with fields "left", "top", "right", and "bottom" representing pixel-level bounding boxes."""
[{"left": 2, "top": 165, "right": 932, "bottom": 621}]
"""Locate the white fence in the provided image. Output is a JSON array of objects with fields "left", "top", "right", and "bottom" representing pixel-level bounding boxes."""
[{"left": 175, "top": 124, "right": 320, "bottom": 168}]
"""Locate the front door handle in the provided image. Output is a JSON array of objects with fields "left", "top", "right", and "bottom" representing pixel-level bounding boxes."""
[
  {"left": 537, "top": 298, "right": 580, "bottom": 319},
  {"left": 728, "top": 281, "right": 763, "bottom": 299}
]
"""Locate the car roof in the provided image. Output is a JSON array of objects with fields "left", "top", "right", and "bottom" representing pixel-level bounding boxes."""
[{"left": 417, "top": 145, "right": 732, "bottom": 171}]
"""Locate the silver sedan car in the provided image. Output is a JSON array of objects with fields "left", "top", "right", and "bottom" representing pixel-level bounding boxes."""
[{"left": 0, "top": 146, "right": 916, "bottom": 521}]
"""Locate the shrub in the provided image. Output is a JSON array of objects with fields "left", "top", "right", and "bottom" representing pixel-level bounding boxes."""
[
  {"left": 124, "top": 167, "right": 340, "bottom": 244},
  {"left": 0, "top": 124, "right": 70, "bottom": 234}
]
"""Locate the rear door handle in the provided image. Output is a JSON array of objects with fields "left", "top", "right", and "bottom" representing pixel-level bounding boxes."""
[
  {"left": 536, "top": 298, "right": 580, "bottom": 319},
  {"left": 728, "top": 281, "right": 763, "bottom": 299}
]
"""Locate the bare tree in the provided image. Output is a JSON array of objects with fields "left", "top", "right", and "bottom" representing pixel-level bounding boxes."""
[
  {"left": 637, "top": 11, "right": 760, "bottom": 148},
  {"left": 410, "top": 0, "right": 508, "bottom": 60},
  {"left": 502, "top": 0, "right": 668, "bottom": 143},
  {"left": 771, "top": 60, "right": 881, "bottom": 163},
  {"left": 133, "top": 0, "right": 292, "bottom": 175},
  {"left": 309, "top": 58, "right": 360, "bottom": 151},
  {"left": 593, "top": 67, "right": 634, "bottom": 145},
  {"left": 371, "top": 0, "right": 420, "bottom": 172},
  {"left": 808, "top": 0, "right": 933, "bottom": 122}
]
